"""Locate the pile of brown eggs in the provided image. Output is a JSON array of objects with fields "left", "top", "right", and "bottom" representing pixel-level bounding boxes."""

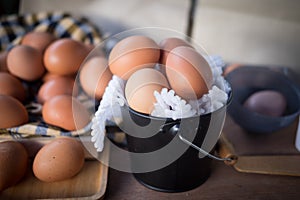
[
  {"left": 0, "top": 32, "right": 214, "bottom": 130},
  {"left": 106, "top": 35, "right": 213, "bottom": 114},
  {"left": 0, "top": 31, "right": 98, "bottom": 131}
]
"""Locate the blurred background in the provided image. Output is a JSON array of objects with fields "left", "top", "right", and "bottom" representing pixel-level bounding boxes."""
[{"left": 2, "top": 0, "right": 300, "bottom": 75}]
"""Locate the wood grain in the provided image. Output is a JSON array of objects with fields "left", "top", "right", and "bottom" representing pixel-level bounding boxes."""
[{"left": 105, "top": 116, "right": 300, "bottom": 200}]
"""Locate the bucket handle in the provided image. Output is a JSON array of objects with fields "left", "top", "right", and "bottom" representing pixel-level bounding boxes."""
[
  {"left": 178, "top": 133, "right": 232, "bottom": 162},
  {"left": 167, "top": 123, "right": 232, "bottom": 162}
]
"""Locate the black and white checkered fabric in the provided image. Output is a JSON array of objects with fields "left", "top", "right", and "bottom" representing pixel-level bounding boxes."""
[{"left": 0, "top": 11, "right": 103, "bottom": 51}]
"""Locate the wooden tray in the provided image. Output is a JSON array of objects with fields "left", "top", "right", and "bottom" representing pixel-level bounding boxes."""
[{"left": 0, "top": 136, "right": 108, "bottom": 200}]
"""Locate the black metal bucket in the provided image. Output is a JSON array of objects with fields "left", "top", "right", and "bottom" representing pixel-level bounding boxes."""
[{"left": 119, "top": 94, "right": 231, "bottom": 192}]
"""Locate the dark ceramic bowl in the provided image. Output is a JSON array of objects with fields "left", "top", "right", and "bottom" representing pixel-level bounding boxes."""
[{"left": 225, "top": 66, "right": 300, "bottom": 134}]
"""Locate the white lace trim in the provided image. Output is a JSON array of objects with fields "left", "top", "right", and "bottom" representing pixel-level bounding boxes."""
[
  {"left": 91, "top": 75, "right": 126, "bottom": 152},
  {"left": 151, "top": 88, "right": 197, "bottom": 120}
]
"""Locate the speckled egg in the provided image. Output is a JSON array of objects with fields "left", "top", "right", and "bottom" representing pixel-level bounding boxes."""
[{"left": 33, "top": 137, "right": 85, "bottom": 182}]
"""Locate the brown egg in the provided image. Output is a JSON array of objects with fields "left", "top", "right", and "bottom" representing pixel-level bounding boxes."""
[
  {"left": 244, "top": 90, "right": 287, "bottom": 117},
  {"left": 0, "top": 72, "right": 26, "bottom": 102},
  {"left": 109, "top": 35, "right": 160, "bottom": 80},
  {"left": 0, "top": 95, "right": 28, "bottom": 128},
  {"left": 7, "top": 45, "right": 45, "bottom": 81},
  {"left": 37, "top": 76, "right": 78, "bottom": 104},
  {"left": 21, "top": 31, "right": 56, "bottom": 52},
  {"left": 166, "top": 46, "right": 213, "bottom": 100},
  {"left": 0, "top": 51, "right": 9, "bottom": 73},
  {"left": 33, "top": 137, "right": 85, "bottom": 182},
  {"left": 159, "top": 37, "right": 193, "bottom": 65},
  {"left": 44, "top": 38, "right": 89, "bottom": 76},
  {"left": 0, "top": 141, "right": 28, "bottom": 192},
  {"left": 42, "top": 95, "right": 90, "bottom": 131},
  {"left": 125, "top": 68, "right": 169, "bottom": 114},
  {"left": 80, "top": 56, "right": 112, "bottom": 100}
]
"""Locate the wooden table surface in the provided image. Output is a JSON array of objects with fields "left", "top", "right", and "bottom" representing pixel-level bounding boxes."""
[{"left": 104, "top": 117, "right": 300, "bottom": 200}]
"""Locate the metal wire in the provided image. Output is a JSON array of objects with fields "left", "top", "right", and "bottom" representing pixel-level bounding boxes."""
[{"left": 178, "top": 133, "right": 232, "bottom": 162}]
